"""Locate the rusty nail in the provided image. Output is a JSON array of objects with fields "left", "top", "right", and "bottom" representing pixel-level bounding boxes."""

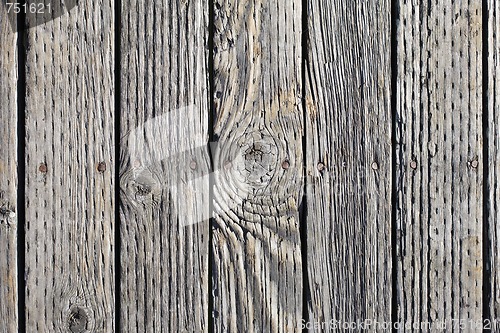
[
  {"left": 97, "top": 162, "right": 106, "bottom": 172},
  {"left": 371, "top": 162, "right": 379, "bottom": 170},
  {"left": 39, "top": 163, "right": 47, "bottom": 173},
  {"left": 317, "top": 162, "right": 325, "bottom": 171},
  {"left": 471, "top": 159, "right": 479, "bottom": 168},
  {"left": 190, "top": 160, "right": 198, "bottom": 170},
  {"left": 410, "top": 160, "right": 417, "bottom": 169},
  {"left": 282, "top": 160, "right": 290, "bottom": 170}
]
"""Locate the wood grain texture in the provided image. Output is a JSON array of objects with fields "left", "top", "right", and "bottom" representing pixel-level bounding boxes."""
[
  {"left": 488, "top": 0, "right": 500, "bottom": 330},
  {"left": 396, "top": 1, "right": 483, "bottom": 330},
  {"left": 305, "top": 0, "right": 392, "bottom": 328},
  {"left": 119, "top": 0, "right": 210, "bottom": 331},
  {"left": 24, "top": 2, "right": 115, "bottom": 332},
  {"left": 0, "top": 8, "right": 18, "bottom": 333},
  {"left": 212, "top": 0, "right": 304, "bottom": 331}
]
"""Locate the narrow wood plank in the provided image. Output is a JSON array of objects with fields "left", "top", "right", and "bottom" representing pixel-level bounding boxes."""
[
  {"left": 488, "top": 0, "right": 500, "bottom": 330},
  {"left": 396, "top": 1, "right": 483, "bottom": 330},
  {"left": 305, "top": 0, "right": 392, "bottom": 327},
  {"left": 24, "top": 2, "right": 115, "bottom": 331},
  {"left": 212, "top": 0, "right": 304, "bottom": 331},
  {"left": 0, "top": 9, "right": 18, "bottom": 333},
  {"left": 119, "top": 0, "right": 210, "bottom": 331}
]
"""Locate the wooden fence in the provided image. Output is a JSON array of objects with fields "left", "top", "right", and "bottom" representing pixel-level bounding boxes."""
[{"left": 0, "top": 0, "right": 499, "bottom": 332}]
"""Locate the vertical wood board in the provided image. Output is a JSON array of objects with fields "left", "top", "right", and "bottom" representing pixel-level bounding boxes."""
[
  {"left": 0, "top": 8, "right": 18, "bottom": 333},
  {"left": 119, "top": 0, "right": 210, "bottom": 331},
  {"left": 212, "top": 0, "right": 304, "bottom": 331},
  {"left": 396, "top": 1, "right": 483, "bottom": 329},
  {"left": 305, "top": 0, "right": 393, "bottom": 327},
  {"left": 24, "top": 2, "right": 115, "bottom": 331}
]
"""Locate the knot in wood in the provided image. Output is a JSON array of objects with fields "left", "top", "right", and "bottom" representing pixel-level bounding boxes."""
[
  {"left": 67, "top": 306, "right": 89, "bottom": 333},
  {"left": 136, "top": 184, "right": 152, "bottom": 196},
  {"left": 120, "top": 167, "right": 161, "bottom": 210},
  {"left": 0, "top": 206, "right": 16, "bottom": 225},
  {"left": 236, "top": 134, "right": 279, "bottom": 190}
]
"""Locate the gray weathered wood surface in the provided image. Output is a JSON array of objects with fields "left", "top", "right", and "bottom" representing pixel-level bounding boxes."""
[
  {"left": 305, "top": 0, "right": 392, "bottom": 327},
  {"left": 396, "top": 0, "right": 483, "bottom": 329},
  {"left": 24, "top": 2, "right": 115, "bottom": 331},
  {"left": 119, "top": 0, "right": 210, "bottom": 331},
  {"left": 0, "top": 8, "right": 18, "bottom": 333},
  {"left": 489, "top": 0, "right": 500, "bottom": 331},
  {"left": 1, "top": 0, "right": 499, "bottom": 332},
  {"left": 212, "top": 0, "right": 304, "bottom": 331}
]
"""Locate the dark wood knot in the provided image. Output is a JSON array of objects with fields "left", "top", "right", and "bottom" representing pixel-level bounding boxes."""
[
  {"left": 67, "top": 306, "right": 89, "bottom": 333},
  {"left": 135, "top": 184, "right": 152, "bottom": 197},
  {"left": 120, "top": 167, "right": 162, "bottom": 210}
]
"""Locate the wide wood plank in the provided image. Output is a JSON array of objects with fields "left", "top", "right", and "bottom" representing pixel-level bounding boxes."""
[
  {"left": 488, "top": 0, "right": 500, "bottom": 331},
  {"left": 305, "top": 0, "right": 392, "bottom": 328},
  {"left": 212, "top": 0, "right": 304, "bottom": 331},
  {"left": 24, "top": 2, "right": 115, "bottom": 331},
  {"left": 119, "top": 0, "right": 210, "bottom": 331},
  {"left": 0, "top": 9, "right": 18, "bottom": 333},
  {"left": 396, "top": 1, "right": 483, "bottom": 329}
]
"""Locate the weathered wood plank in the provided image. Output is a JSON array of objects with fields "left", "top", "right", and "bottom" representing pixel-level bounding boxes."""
[
  {"left": 488, "top": 0, "right": 500, "bottom": 330},
  {"left": 305, "top": 0, "right": 392, "bottom": 328},
  {"left": 0, "top": 9, "right": 18, "bottom": 333},
  {"left": 212, "top": 0, "right": 304, "bottom": 331},
  {"left": 396, "top": 1, "right": 483, "bottom": 330},
  {"left": 119, "top": 0, "right": 210, "bottom": 331},
  {"left": 24, "top": 2, "right": 115, "bottom": 331}
]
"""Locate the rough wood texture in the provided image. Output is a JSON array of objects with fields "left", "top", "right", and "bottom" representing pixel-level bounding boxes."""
[
  {"left": 0, "top": 9, "right": 18, "bottom": 333},
  {"left": 488, "top": 0, "right": 500, "bottom": 330},
  {"left": 305, "top": 0, "right": 392, "bottom": 327},
  {"left": 24, "top": 2, "right": 115, "bottom": 332},
  {"left": 119, "top": 0, "right": 210, "bottom": 331},
  {"left": 396, "top": 1, "right": 483, "bottom": 329},
  {"left": 212, "top": 0, "right": 304, "bottom": 331}
]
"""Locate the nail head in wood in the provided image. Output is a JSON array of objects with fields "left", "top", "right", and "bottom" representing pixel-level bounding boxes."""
[
  {"left": 470, "top": 159, "right": 479, "bottom": 168},
  {"left": 190, "top": 160, "right": 198, "bottom": 170},
  {"left": 410, "top": 160, "right": 418, "bottom": 169},
  {"left": 371, "top": 162, "right": 379, "bottom": 170},
  {"left": 282, "top": 160, "right": 290, "bottom": 170},
  {"left": 39, "top": 163, "right": 47, "bottom": 173},
  {"left": 317, "top": 162, "right": 325, "bottom": 171},
  {"left": 97, "top": 162, "right": 106, "bottom": 172}
]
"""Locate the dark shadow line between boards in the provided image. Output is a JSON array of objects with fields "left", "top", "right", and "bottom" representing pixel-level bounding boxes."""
[
  {"left": 390, "top": 0, "right": 399, "bottom": 331},
  {"left": 207, "top": 0, "right": 216, "bottom": 332},
  {"left": 17, "top": 8, "right": 27, "bottom": 333},
  {"left": 300, "top": 0, "right": 311, "bottom": 331},
  {"left": 482, "top": 0, "right": 492, "bottom": 331}
]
